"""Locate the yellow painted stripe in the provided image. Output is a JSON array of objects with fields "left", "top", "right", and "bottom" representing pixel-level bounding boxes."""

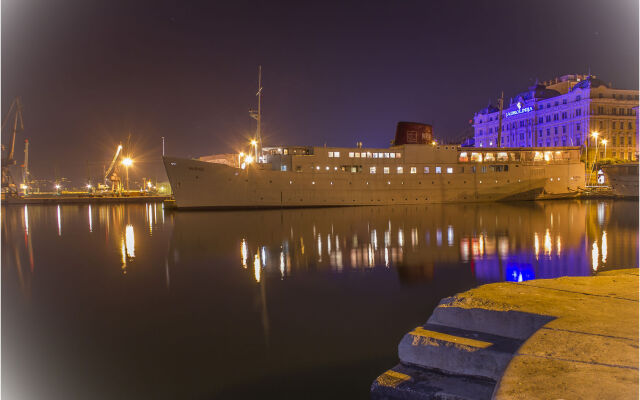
[
  {"left": 409, "top": 327, "right": 492, "bottom": 349},
  {"left": 376, "top": 369, "right": 411, "bottom": 388}
]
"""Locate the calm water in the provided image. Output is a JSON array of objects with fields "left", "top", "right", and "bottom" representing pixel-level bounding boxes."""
[{"left": 2, "top": 200, "right": 638, "bottom": 399}]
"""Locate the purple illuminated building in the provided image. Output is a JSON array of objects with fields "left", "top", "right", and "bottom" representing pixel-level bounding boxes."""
[{"left": 473, "top": 74, "right": 639, "bottom": 161}]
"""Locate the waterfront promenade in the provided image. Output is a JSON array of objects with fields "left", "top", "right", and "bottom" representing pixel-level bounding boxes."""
[{"left": 372, "top": 268, "right": 639, "bottom": 399}]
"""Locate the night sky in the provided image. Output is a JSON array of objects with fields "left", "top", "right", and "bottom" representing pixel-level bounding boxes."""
[{"left": 2, "top": 0, "right": 638, "bottom": 185}]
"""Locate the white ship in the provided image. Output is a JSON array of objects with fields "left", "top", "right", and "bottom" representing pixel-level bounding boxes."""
[{"left": 163, "top": 69, "right": 585, "bottom": 209}]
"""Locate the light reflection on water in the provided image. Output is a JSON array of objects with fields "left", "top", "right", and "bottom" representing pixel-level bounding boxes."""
[{"left": 1, "top": 200, "right": 638, "bottom": 399}]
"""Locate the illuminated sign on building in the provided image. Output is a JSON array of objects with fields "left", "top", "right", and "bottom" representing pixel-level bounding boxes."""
[{"left": 505, "top": 101, "right": 533, "bottom": 117}]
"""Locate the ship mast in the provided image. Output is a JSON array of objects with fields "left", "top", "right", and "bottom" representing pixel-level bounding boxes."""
[{"left": 257, "top": 65, "right": 263, "bottom": 160}]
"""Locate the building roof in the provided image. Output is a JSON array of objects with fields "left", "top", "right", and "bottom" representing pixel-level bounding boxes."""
[
  {"left": 514, "top": 84, "right": 561, "bottom": 102},
  {"left": 571, "top": 76, "right": 610, "bottom": 91}
]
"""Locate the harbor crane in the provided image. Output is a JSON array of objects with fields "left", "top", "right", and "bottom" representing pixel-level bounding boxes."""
[
  {"left": 1, "top": 97, "right": 25, "bottom": 196},
  {"left": 104, "top": 144, "right": 124, "bottom": 192},
  {"left": 22, "top": 139, "right": 30, "bottom": 194}
]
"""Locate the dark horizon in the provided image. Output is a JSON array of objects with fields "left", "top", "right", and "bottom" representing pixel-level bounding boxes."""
[{"left": 2, "top": 0, "right": 638, "bottom": 185}]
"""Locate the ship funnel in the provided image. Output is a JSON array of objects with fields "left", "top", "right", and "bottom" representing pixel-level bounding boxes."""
[{"left": 393, "top": 122, "right": 433, "bottom": 145}]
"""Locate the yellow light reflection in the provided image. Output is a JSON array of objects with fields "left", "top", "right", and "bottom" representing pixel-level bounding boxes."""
[
  {"left": 601, "top": 231, "right": 607, "bottom": 264},
  {"left": 592, "top": 241, "right": 599, "bottom": 271},
  {"left": 254, "top": 252, "right": 261, "bottom": 282},
  {"left": 125, "top": 224, "right": 135, "bottom": 258},
  {"left": 279, "top": 251, "right": 285, "bottom": 279},
  {"left": 241, "top": 239, "right": 248, "bottom": 268},
  {"left": 534, "top": 232, "right": 540, "bottom": 260},
  {"left": 88, "top": 205, "right": 93, "bottom": 233},
  {"left": 57, "top": 205, "right": 62, "bottom": 236},
  {"left": 543, "top": 229, "right": 552, "bottom": 256},
  {"left": 398, "top": 228, "right": 404, "bottom": 247},
  {"left": 556, "top": 235, "right": 561, "bottom": 256}
]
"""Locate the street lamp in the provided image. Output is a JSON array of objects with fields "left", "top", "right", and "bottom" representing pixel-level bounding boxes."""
[
  {"left": 601, "top": 139, "right": 608, "bottom": 160},
  {"left": 250, "top": 139, "right": 258, "bottom": 161},
  {"left": 122, "top": 157, "right": 133, "bottom": 191}
]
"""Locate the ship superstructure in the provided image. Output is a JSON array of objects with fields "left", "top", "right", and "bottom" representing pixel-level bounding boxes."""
[{"left": 163, "top": 122, "right": 585, "bottom": 209}]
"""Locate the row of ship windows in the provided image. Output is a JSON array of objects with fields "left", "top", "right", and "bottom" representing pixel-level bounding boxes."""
[
  {"left": 287, "top": 165, "right": 513, "bottom": 174},
  {"left": 329, "top": 151, "right": 403, "bottom": 159}
]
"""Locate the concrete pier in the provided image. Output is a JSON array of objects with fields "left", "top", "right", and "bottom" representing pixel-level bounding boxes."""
[
  {"left": 1, "top": 194, "right": 170, "bottom": 205},
  {"left": 372, "top": 269, "right": 639, "bottom": 399}
]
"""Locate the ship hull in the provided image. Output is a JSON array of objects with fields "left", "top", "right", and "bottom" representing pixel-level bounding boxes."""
[
  {"left": 602, "top": 164, "right": 639, "bottom": 198},
  {"left": 163, "top": 156, "right": 584, "bottom": 209}
]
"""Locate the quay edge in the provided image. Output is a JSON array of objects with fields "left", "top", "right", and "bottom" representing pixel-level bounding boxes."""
[{"left": 371, "top": 268, "right": 639, "bottom": 399}]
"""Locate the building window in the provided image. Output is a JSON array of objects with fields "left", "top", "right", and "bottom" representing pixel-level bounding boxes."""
[
  {"left": 459, "top": 152, "right": 469, "bottom": 162},
  {"left": 563, "top": 99, "right": 567, "bottom": 104},
  {"left": 370, "top": 166, "right": 376, "bottom": 174},
  {"left": 383, "top": 167, "right": 390, "bottom": 174},
  {"left": 384, "top": 153, "right": 390, "bottom": 158},
  {"left": 613, "top": 122, "right": 616, "bottom": 129},
  {"left": 629, "top": 122, "right": 633, "bottom": 130},
  {"left": 576, "top": 123, "right": 581, "bottom": 131},
  {"left": 348, "top": 152, "right": 354, "bottom": 157},
  {"left": 562, "top": 126, "right": 566, "bottom": 133},
  {"left": 372, "top": 153, "right": 378, "bottom": 158},
  {"left": 328, "top": 152, "right": 334, "bottom": 157},
  {"left": 410, "top": 167, "right": 417, "bottom": 174},
  {"left": 397, "top": 166, "right": 403, "bottom": 174},
  {"left": 538, "top": 117, "right": 543, "bottom": 124},
  {"left": 424, "top": 166, "right": 430, "bottom": 174},
  {"left": 554, "top": 127, "right": 558, "bottom": 135},
  {"left": 446, "top": 167, "right": 453, "bottom": 174},
  {"left": 390, "top": 152, "right": 396, "bottom": 159},
  {"left": 539, "top": 130, "right": 543, "bottom": 137},
  {"left": 576, "top": 109, "right": 581, "bottom": 116},
  {"left": 396, "top": 153, "right": 402, "bottom": 158},
  {"left": 546, "top": 129, "right": 550, "bottom": 136},
  {"left": 435, "top": 166, "right": 442, "bottom": 174},
  {"left": 355, "top": 152, "right": 360, "bottom": 158},
  {"left": 576, "top": 95, "right": 581, "bottom": 101},
  {"left": 334, "top": 151, "right": 340, "bottom": 158}
]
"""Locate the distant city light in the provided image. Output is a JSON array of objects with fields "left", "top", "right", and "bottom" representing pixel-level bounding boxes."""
[
  {"left": 55, "top": 184, "right": 61, "bottom": 189},
  {"left": 244, "top": 155, "right": 254, "bottom": 164},
  {"left": 122, "top": 157, "right": 133, "bottom": 167}
]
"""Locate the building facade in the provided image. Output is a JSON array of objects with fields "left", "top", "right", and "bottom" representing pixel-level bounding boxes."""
[{"left": 473, "top": 74, "right": 639, "bottom": 161}]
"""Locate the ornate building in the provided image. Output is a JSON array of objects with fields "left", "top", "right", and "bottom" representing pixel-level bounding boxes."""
[{"left": 473, "top": 74, "right": 639, "bottom": 161}]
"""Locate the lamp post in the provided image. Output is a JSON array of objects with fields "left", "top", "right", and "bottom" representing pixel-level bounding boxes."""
[
  {"left": 591, "top": 132, "right": 599, "bottom": 185},
  {"left": 250, "top": 140, "right": 258, "bottom": 161},
  {"left": 122, "top": 157, "right": 133, "bottom": 191},
  {"left": 238, "top": 152, "right": 244, "bottom": 167}
]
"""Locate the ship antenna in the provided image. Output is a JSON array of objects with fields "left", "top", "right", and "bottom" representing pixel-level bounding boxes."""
[{"left": 257, "top": 65, "right": 262, "bottom": 160}]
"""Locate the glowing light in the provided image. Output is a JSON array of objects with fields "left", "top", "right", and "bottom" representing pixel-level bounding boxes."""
[
  {"left": 254, "top": 252, "right": 261, "bottom": 282},
  {"left": 87, "top": 184, "right": 92, "bottom": 189},
  {"left": 592, "top": 241, "right": 599, "bottom": 271},
  {"left": 261, "top": 246, "right": 267, "bottom": 267},
  {"left": 601, "top": 231, "right": 607, "bottom": 264},
  {"left": 147, "top": 181, "right": 152, "bottom": 188},
  {"left": 398, "top": 228, "right": 404, "bottom": 247},
  {"left": 534, "top": 232, "right": 540, "bottom": 260},
  {"left": 556, "top": 236, "right": 561, "bottom": 256},
  {"left": 241, "top": 239, "right": 248, "bottom": 268},
  {"left": 88, "top": 205, "right": 92, "bottom": 233},
  {"left": 57, "top": 205, "right": 62, "bottom": 236},
  {"left": 250, "top": 140, "right": 257, "bottom": 146},
  {"left": 244, "top": 155, "right": 254, "bottom": 164},
  {"left": 447, "top": 225, "right": 454, "bottom": 247},
  {"left": 125, "top": 224, "right": 135, "bottom": 258},
  {"left": 384, "top": 247, "right": 389, "bottom": 267},
  {"left": 122, "top": 157, "right": 133, "bottom": 167},
  {"left": 543, "top": 229, "right": 552, "bottom": 256},
  {"left": 371, "top": 229, "right": 378, "bottom": 250},
  {"left": 23, "top": 205, "right": 29, "bottom": 235},
  {"left": 601, "top": 139, "right": 608, "bottom": 145},
  {"left": 280, "top": 251, "right": 285, "bottom": 278},
  {"left": 591, "top": 131, "right": 599, "bottom": 139},
  {"left": 55, "top": 184, "right": 61, "bottom": 190}
]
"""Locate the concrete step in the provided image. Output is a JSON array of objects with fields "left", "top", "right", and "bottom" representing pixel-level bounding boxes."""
[
  {"left": 371, "top": 363, "right": 495, "bottom": 400},
  {"left": 398, "top": 323, "right": 525, "bottom": 381},
  {"left": 428, "top": 297, "right": 555, "bottom": 340}
]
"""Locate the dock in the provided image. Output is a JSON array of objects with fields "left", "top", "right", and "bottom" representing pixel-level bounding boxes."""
[
  {"left": 372, "top": 268, "right": 639, "bottom": 399},
  {"left": 1, "top": 193, "right": 171, "bottom": 205}
]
